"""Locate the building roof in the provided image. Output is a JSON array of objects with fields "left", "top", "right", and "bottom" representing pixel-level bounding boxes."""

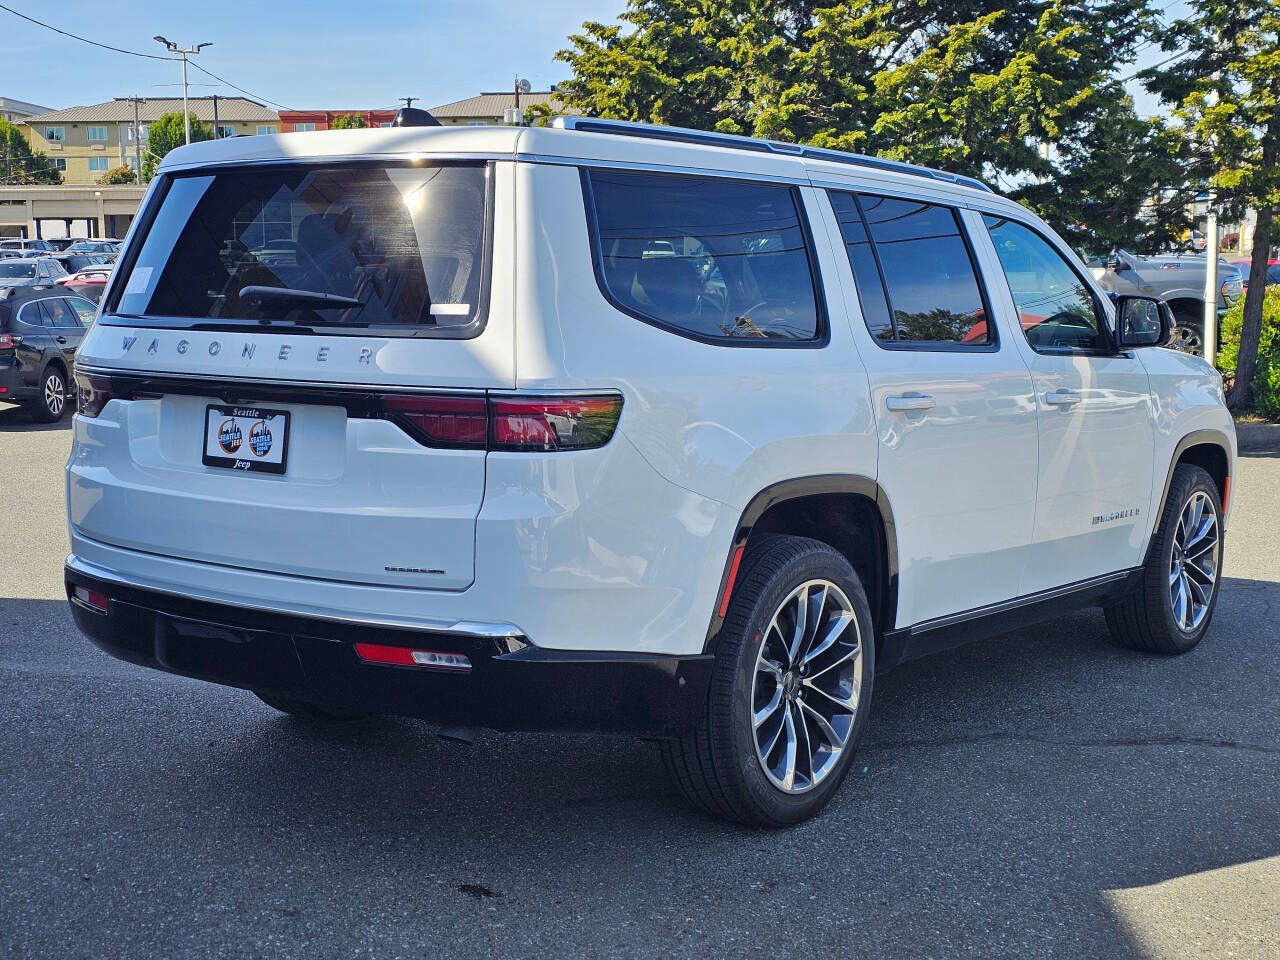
[
  {"left": 23, "top": 97, "right": 278, "bottom": 125},
  {"left": 427, "top": 91, "right": 573, "bottom": 119},
  {"left": 0, "top": 96, "right": 54, "bottom": 118}
]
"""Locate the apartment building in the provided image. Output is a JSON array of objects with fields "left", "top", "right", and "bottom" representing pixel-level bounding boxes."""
[
  {"left": 20, "top": 97, "right": 280, "bottom": 185},
  {"left": 0, "top": 96, "right": 53, "bottom": 124},
  {"left": 427, "top": 90, "right": 572, "bottom": 125}
]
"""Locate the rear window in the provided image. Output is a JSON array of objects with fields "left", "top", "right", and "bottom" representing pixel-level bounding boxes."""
[
  {"left": 108, "top": 162, "right": 491, "bottom": 335},
  {"left": 584, "top": 169, "right": 822, "bottom": 344},
  {"left": 0, "top": 261, "right": 36, "bottom": 279}
]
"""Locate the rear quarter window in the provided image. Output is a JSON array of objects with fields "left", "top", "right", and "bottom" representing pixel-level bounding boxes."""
[{"left": 583, "top": 169, "right": 824, "bottom": 345}]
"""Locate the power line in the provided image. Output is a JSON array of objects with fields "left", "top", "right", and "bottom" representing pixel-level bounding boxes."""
[
  {"left": 0, "top": 2, "right": 168, "bottom": 59},
  {"left": 0, "top": 3, "right": 295, "bottom": 111},
  {"left": 186, "top": 60, "right": 295, "bottom": 111}
]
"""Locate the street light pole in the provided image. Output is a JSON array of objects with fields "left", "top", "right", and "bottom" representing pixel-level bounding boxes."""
[{"left": 154, "top": 37, "right": 212, "bottom": 144}]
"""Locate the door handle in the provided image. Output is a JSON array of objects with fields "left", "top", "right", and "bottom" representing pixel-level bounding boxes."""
[
  {"left": 56, "top": 336, "right": 67, "bottom": 344},
  {"left": 885, "top": 393, "right": 936, "bottom": 412},
  {"left": 1044, "top": 389, "right": 1081, "bottom": 407}
]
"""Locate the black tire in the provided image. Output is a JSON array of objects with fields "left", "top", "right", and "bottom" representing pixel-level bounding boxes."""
[
  {"left": 31, "top": 365, "right": 68, "bottom": 423},
  {"left": 1169, "top": 312, "right": 1204, "bottom": 355},
  {"left": 254, "top": 691, "right": 368, "bottom": 721},
  {"left": 1105, "top": 464, "right": 1224, "bottom": 654},
  {"left": 661, "top": 535, "right": 875, "bottom": 827}
]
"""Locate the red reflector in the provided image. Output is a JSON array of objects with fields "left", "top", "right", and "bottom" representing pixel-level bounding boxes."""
[
  {"left": 354, "top": 642, "right": 471, "bottom": 672},
  {"left": 383, "top": 394, "right": 488, "bottom": 448},
  {"left": 490, "top": 395, "right": 623, "bottom": 451},
  {"left": 73, "top": 586, "right": 109, "bottom": 613},
  {"left": 0, "top": 333, "right": 13, "bottom": 350},
  {"left": 1222, "top": 476, "right": 1231, "bottom": 513},
  {"left": 718, "top": 545, "right": 746, "bottom": 618}
]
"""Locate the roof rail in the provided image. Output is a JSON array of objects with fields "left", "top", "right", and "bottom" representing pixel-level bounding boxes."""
[{"left": 550, "top": 116, "right": 994, "bottom": 194}]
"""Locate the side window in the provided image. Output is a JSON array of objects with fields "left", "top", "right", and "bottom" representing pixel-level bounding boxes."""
[
  {"left": 40, "top": 298, "right": 78, "bottom": 327},
  {"left": 585, "top": 169, "right": 822, "bottom": 343},
  {"left": 67, "top": 297, "right": 97, "bottom": 325},
  {"left": 829, "top": 191, "right": 990, "bottom": 346},
  {"left": 982, "top": 215, "right": 1105, "bottom": 353}
]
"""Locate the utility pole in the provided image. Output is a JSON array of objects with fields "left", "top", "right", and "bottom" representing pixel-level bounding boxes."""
[
  {"left": 1203, "top": 206, "right": 1219, "bottom": 367},
  {"left": 154, "top": 37, "right": 212, "bottom": 144},
  {"left": 212, "top": 94, "right": 220, "bottom": 138},
  {"left": 123, "top": 96, "right": 145, "bottom": 183},
  {"left": 514, "top": 75, "right": 521, "bottom": 112}
]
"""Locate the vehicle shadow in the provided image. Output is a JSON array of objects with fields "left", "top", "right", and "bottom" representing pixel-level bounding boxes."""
[
  {"left": 3, "top": 575, "right": 1278, "bottom": 956},
  {"left": 0, "top": 402, "right": 73, "bottom": 433}
]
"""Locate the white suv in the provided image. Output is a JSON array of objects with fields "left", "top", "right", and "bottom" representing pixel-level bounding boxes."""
[{"left": 65, "top": 118, "right": 1236, "bottom": 826}]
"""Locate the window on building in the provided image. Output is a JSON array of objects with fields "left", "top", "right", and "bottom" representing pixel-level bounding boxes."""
[
  {"left": 126, "top": 156, "right": 139, "bottom": 172},
  {"left": 982, "top": 214, "right": 1105, "bottom": 353},
  {"left": 378, "top": 122, "right": 393, "bottom": 128},
  {"left": 217, "top": 125, "right": 235, "bottom": 139},
  {"left": 50, "top": 158, "right": 67, "bottom": 172},
  {"left": 256, "top": 125, "right": 278, "bottom": 136},
  {"left": 293, "top": 122, "right": 316, "bottom": 132},
  {"left": 128, "top": 123, "right": 150, "bottom": 142},
  {"left": 829, "top": 191, "right": 990, "bottom": 347},
  {"left": 88, "top": 157, "right": 109, "bottom": 173},
  {"left": 585, "top": 169, "right": 822, "bottom": 343},
  {"left": 44, "top": 127, "right": 65, "bottom": 142},
  {"left": 87, "top": 126, "right": 108, "bottom": 142}
]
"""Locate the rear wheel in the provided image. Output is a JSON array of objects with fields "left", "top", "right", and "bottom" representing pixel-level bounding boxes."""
[
  {"left": 254, "top": 691, "right": 368, "bottom": 721},
  {"left": 662, "top": 535, "right": 874, "bottom": 827},
  {"left": 1105, "top": 464, "right": 1223, "bottom": 654},
  {"left": 31, "top": 366, "right": 68, "bottom": 422},
  {"left": 1169, "top": 312, "right": 1204, "bottom": 355}
]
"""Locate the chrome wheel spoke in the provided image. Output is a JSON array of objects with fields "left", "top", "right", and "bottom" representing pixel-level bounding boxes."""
[
  {"left": 1184, "top": 571, "right": 1209, "bottom": 607},
  {"left": 1168, "top": 491, "right": 1219, "bottom": 633},
  {"left": 751, "top": 578, "right": 861, "bottom": 795}
]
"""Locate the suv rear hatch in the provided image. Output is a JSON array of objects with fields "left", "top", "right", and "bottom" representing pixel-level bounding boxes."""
[{"left": 71, "top": 158, "right": 510, "bottom": 591}]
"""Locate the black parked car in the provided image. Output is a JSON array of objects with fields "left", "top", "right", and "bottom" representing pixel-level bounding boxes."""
[{"left": 0, "top": 286, "right": 96, "bottom": 421}]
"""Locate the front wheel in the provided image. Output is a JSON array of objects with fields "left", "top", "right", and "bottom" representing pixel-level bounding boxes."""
[
  {"left": 662, "top": 535, "right": 875, "bottom": 827},
  {"left": 1105, "top": 464, "right": 1224, "bottom": 654}
]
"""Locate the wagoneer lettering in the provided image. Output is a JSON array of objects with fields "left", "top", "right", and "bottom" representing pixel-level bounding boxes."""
[{"left": 64, "top": 118, "right": 1236, "bottom": 827}]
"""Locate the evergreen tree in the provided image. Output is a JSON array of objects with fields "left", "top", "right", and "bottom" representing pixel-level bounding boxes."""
[{"left": 142, "top": 113, "right": 213, "bottom": 180}]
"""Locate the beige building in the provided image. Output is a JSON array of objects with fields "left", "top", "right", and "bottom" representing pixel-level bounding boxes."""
[
  {"left": 0, "top": 183, "right": 146, "bottom": 240},
  {"left": 20, "top": 97, "right": 280, "bottom": 186},
  {"left": 427, "top": 90, "right": 573, "bottom": 126},
  {"left": 1, "top": 96, "right": 53, "bottom": 124}
]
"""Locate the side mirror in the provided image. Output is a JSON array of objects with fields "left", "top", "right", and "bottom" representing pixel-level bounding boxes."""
[{"left": 1115, "top": 295, "right": 1172, "bottom": 349}]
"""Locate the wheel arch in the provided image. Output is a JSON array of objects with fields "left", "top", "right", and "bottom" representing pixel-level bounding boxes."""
[
  {"left": 1150, "top": 430, "right": 1232, "bottom": 546},
  {"left": 1164, "top": 296, "right": 1205, "bottom": 322},
  {"left": 703, "top": 475, "right": 898, "bottom": 655}
]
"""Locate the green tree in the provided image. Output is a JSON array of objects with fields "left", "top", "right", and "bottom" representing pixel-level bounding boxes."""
[
  {"left": 0, "top": 118, "right": 61, "bottom": 184},
  {"left": 1144, "top": 4, "right": 1280, "bottom": 410},
  {"left": 142, "top": 112, "right": 213, "bottom": 180},
  {"left": 97, "top": 165, "right": 137, "bottom": 185},
  {"left": 332, "top": 113, "right": 368, "bottom": 129},
  {"left": 556, "top": 0, "right": 1172, "bottom": 252}
]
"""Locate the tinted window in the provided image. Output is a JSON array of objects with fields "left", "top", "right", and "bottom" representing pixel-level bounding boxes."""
[
  {"left": 112, "top": 163, "right": 491, "bottom": 333},
  {"left": 66, "top": 297, "right": 96, "bottom": 324},
  {"left": 858, "top": 195, "right": 989, "bottom": 345},
  {"left": 39, "top": 298, "right": 78, "bottom": 327},
  {"left": 829, "top": 192, "right": 893, "bottom": 341},
  {"left": 0, "top": 261, "right": 36, "bottom": 279},
  {"left": 587, "top": 170, "right": 820, "bottom": 342},
  {"left": 983, "top": 215, "right": 1103, "bottom": 353}
]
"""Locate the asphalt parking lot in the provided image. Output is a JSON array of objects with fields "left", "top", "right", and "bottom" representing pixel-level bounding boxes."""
[{"left": 2, "top": 404, "right": 1278, "bottom": 960}]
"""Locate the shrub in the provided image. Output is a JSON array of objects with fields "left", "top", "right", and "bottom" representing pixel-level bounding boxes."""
[
  {"left": 332, "top": 113, "right": 367, "bottom": 129},
  {"left": 1216, "top": 285, "right": 1280, "bottom": 419},
  {"left": 97, "top": 165, "right": 136, "bottom": 185}
]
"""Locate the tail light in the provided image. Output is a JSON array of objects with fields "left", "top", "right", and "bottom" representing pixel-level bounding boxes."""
[
  {"left": 74, "top": 372, "right": 112, "bottom": 418},
  {"left": 380, "top": 393, "right": 623, "bottom": 452},
  {"left": 0, "top": 333, "right": 14, "bottom": 353},
  {"left": 383, "top": 394, "right": 488, "bottom": 449},
  {"left": 490, "top": 395, "right": 623, "bottom": 451}
]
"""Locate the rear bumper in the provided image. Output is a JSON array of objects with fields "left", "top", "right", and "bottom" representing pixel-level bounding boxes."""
[
  {"left": 65, "top": 565, "right": 713, "bottom": 736},
  {"left": 0, "top": 359, "right": 35, "bottom": 400}
]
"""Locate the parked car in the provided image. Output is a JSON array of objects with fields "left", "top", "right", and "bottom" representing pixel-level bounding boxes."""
[
  {"left": 0, "top": 257, "right": 67, "bottom": 289},
  {"left": 52, "top": 253, "right": 115, "bottom": 273},
  {"left": 0, "top": 286, "right": 95, "bottom": 420},
  {"left": 1089, "top": 252, "right": 1244, "bottom": 353},
  {"left": 54, "top": 264, "right": 113, "bottom": 302},
  {"left": 1229, "top": 257, "right": 1280, "bottom": 294},
  {"left": 64, "top": 240, "right": 119, "bottom": 255},
  {"left": 65, "top": 119, "right": 1235, "bottom": 826},
  {"left": 43, "top": 238, "right": 79, "bottom": 252},
  {"left": 0, "top": 238, "right": 55, "bottom": 256}
]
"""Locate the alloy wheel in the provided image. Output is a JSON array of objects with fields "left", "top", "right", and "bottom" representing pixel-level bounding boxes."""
[
  {"left": 751, "top": 579, "right": 862, "bottom": 794},
  {"left": 1169, "top": 490, "right": 1219, "bottom": 632},
  {"left": 1169, "top": 323, "right": 1202, "bottom": 355},
  {"left": 44, "top": 372, "right": 65, "bottom": 418}
]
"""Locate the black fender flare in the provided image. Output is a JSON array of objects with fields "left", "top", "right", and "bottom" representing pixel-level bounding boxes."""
[
  {"left": 1149, "top": 428, "right": 1233, "bottom": 544},
  {"left": 702, "top": 475, "right": 898, "bottom": 654}
]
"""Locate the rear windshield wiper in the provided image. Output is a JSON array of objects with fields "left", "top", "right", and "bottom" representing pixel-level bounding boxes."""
[{"left": 239, "top": 285, "right": 364, "bottom": 310}]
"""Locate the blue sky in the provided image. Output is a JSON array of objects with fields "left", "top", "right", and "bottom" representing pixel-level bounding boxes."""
[
  {"left": 5, "top": 0, "right": 1180, "bottom": 117},
  {"left": 4, "top": 0, "right": 610, "bottom": 112}
]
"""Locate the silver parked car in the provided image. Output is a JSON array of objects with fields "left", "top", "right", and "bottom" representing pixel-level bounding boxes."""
[{"left": 1089, "top": 252, "right": 1245, "bottom": 354}]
